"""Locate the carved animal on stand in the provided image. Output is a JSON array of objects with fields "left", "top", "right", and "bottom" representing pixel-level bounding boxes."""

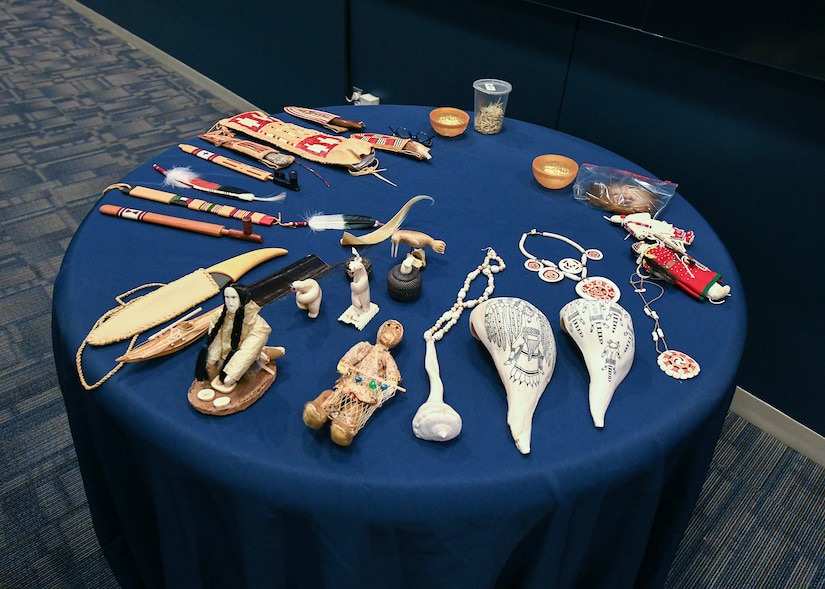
[
  {"left": 390, "top": 229, "right": 446, "bottom": 257},
  {"left": 347, "top": 249, "right": 371, "bottom": 311},
  {"left": 338, "top": 248, "right": 380, "bottom": 330},
  {"left": 291, "top": 278, "right": 322, "bottom": 319}
]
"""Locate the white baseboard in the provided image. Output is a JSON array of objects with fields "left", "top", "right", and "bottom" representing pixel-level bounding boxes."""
[
  {"left": 731, "top": 387, "right": 825, "bottom": 468},
  {"left": 58, "top": 0, "right": 260, "bottom": 113}
]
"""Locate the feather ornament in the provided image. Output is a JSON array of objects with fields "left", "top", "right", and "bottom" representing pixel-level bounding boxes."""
[
  {"left": 306, "top": 213, "right": 382, "bottom": 231},
  {"left": 154, "top": 164, "right": 286, "bottom": 202}
]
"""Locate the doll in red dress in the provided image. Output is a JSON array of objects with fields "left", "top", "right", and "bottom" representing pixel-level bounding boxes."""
[{"left": 632, "top": 241, "right": 730, "bottom": 302}]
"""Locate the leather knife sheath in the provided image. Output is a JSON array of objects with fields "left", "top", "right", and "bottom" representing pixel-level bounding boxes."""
[
  {"left": 116, "top": 253, "right": 332, "bottom": 362},
  {"left": 86, "top": 247, "right": 287, "bottom": 346}
]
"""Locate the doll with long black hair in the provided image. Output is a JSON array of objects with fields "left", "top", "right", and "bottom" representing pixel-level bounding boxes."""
[{"left": 196, "top": 283, "right": 278, "bottom": 391}]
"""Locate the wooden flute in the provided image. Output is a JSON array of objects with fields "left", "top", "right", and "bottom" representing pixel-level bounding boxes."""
[
  {"left": 99, "top": 204, "right": 264, "bottom": 243},
  {"left": 178, "top": 144, "right": 274, "bottom": 182},
  {"left": 105, "top": 182, "right": 277, "bottom": 226}
]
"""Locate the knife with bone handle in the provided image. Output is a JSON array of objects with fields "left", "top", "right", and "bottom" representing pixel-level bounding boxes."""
[{"left": 284, "top": 106, "right": 366, "bottom": 133}]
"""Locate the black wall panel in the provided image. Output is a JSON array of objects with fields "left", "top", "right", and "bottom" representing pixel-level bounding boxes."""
[
  {"left": 645, "top": 1, "right": 825, "bottom": 82},
  {"left": 527, "top": 0, "right": 825, "bottom": 82}
]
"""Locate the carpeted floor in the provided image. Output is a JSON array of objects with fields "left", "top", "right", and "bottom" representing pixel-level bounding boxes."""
[{"left": 0, "top": 0, "right": 822, "bottom": 587}]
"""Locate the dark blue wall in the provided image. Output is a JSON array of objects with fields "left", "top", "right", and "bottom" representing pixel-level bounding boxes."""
[
  {"left": 77, "top": 0, "right": 350, "bottom": 111},
  {"left": 348, "top": 0, "right": 577, "bottom": 128},
  {"left": 77, "top": 0, "right": 825, "bottom": 435}
]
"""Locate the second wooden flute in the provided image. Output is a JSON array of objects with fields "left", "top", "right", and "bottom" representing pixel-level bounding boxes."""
[
  {"left": 179, "top": 143, "right": 274, "bottom": 182},
  {"left": 104, "top": 182, "right": 277, "bottom": 226}
]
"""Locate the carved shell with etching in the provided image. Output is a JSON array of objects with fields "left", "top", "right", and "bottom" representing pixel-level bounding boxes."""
[
  {"left": 469, "top": 297, "right": 556, "bottom": 455},
  {"left": 559, "top": 298, "right": 635, "bottom": 428}
]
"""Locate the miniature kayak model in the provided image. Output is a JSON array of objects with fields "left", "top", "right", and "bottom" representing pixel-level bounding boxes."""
[{"left": 115, "top": 308, "right": 218, "bottom": 363}]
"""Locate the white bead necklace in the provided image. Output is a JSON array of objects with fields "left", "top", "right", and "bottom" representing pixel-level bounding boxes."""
[
  {"left": 518, "top": 229, "right": 621, "bottom": 302},
  {"left": 424, "top": 247, "right": 505, "bottom": 342},
  {"left": 415, "top": 248, "right": 506, "bottom": 444}
]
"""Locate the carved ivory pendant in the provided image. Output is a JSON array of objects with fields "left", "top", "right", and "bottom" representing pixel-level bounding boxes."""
[
  {"left": 559, "top": 298, "right": 635, "bottom": 428},
  {"left": 469, "top": 297, "right": 556, "bottom": 454}
]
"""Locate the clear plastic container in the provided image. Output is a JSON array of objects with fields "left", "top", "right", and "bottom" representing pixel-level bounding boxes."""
[{"left": 472, "top": 79, "right": 512, "bottom": 134}]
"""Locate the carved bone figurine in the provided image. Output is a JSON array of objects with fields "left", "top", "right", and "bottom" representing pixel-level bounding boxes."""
[
  {"left": 347, "top": 249, "right": 371, "bottom": 311},
  {"left": 303, "top": 319, "right": 405, "bottom": 446},
  {"left": 338, "top": 248, "right": 379, "bottom": 329},
  {"left": 291, "top": 278, "right": 322, "bottom": 319},
  {"left": 390, "top": 229, "right": 446, "bottom": 257}
]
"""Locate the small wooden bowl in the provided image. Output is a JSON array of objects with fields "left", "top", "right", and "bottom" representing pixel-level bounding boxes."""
[
  {"left": 532, "top": 154, "right": 579, "bottom": 189},
  {"left": 429, "top": 107, "right": 470, "bottom": 137}
]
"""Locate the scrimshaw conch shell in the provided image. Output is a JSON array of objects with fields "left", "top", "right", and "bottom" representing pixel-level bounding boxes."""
[
  {"left": 469, "top": 297, "right": 556, "bottom": 454},
  {"left": 559, "top": 298, "right": 635, "bottom": 428}
]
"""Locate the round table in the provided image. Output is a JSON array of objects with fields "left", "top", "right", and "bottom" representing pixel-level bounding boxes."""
[{"left": 53, "top": 104, "right": 746, "bottom": 589}]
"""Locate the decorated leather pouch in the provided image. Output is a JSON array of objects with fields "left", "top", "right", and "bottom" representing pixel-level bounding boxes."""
[
  {"left": 350, "top": 133, "right": 431, "bottom": 161},
  {"left": 86, "top": 269, "right": 219, "bottom": 347},
  {"left": 214, "top": 111, "right": 376, "bottom": 171}
]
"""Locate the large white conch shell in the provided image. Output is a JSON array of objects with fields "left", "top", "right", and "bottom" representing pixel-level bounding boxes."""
[
  {"left": 469, "top": 297, "right": 556, "bottom": 454},
  {"left": 559, "top": 298, "right": 635, "bottom": 428},
  {"left": 412, "top": 338, "right": 463, "bottom": 442}
]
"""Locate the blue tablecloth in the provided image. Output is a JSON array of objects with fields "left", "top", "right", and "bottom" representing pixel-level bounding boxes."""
[{"left": 52, "top": 104, "right": 746, "bottom": 589}]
